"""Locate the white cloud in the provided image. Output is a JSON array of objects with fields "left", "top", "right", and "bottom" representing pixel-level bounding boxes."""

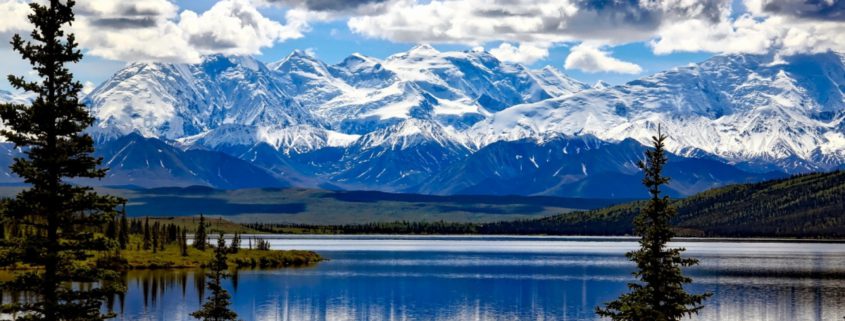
[
  {"left": 177, "top": 0, "right": 304, "bottom": 56},
  {"left": 0, "top": 0, "right": 31, "bottom": 33},
  {"left": 651, "top": 4, "right": 845, "bottom": 56},
  {"left": 489, "top": 43, "right": 549, "bottom": 64},
  {"left": 343, "top": 0, "right": 845, "bottom": 63},
  {"left": 3, "top": 0, "right": 307, "bottom": 64},
  {"left": 564, "top": 44, "right": 642, "bottom": 74},
  {"left": 347, "top": 0, "right": 727, "bottom": 46},
  {"left": 5, "top": 0, "right": 844, "bottom": 67}
]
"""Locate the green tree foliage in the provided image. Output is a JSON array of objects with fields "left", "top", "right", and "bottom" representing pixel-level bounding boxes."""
[
  {"left": 229, "top": 233, "right": 240, "bottom": 254},
  {"left": 181, "top": 229, "right": 189, "bottom": 257},
  {"left": 143, "top": 218, "right": 151, "bottom": 251},
  {"left": 106, "top": 216, "right": 117, "bottom": 240},
  {"left": 194, "top": 214, "right": 208, "bottom": 251},
  {"left": 0, "top": 1, "right": 124, "bottom": 319},
  {"left": 191, "top": 234, "right": 239, "bottom": 321},
  {"left": 118, "top": 210, "right": 129, "bottom": 250},
  {"left": 596, "top": 128, "right": 710, "bottom": 321},
  {"left": 152, "top": 222, "right": 159, "bottom": 254},
  {"left": 254, "top": 238, "right": 271, "bottom": 251},
  {"left": 479, "top": 169, "right": 845, "bottom": 238}
]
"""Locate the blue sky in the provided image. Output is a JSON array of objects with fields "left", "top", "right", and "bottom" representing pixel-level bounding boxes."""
[{"left": 1, "top": 0, "right": 842, "bottom": 91}]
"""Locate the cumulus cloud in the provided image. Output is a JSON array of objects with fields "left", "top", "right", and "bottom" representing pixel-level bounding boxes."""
[
  {"left": 564, "top": 44, "right": 643, "bottom": 74},
  {"left": 347, "top": 0, "right": 728, "bottom": 45},
  {"left": 3, "top": 0, "right": 307, "bottom": 64},
  {"left": 651, "top": 1, "right": 845, "bottom": 56},
  {"left": 178, "top": 0, "right": 304, "bottom": 56},
  {"left": 4, "top": 0, "right": 844, "bottom": 67},
  {"left": 343, "top": 0, "right": 845, "bottom": 63},
  {"left": 263, "top": 0, "right": 393, "bottom": 13},
  {"left": 746, "top": 0, "right": 845, "bottom": 21},
  {"left": 489, "top": 43, "right": 549, "bottom": 64},
  {"left": 0, "top": 0, "right": 32, "bottom": 33}
]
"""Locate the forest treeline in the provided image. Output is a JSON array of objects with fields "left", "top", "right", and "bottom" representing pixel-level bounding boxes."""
[{"left": 247, "top": 170, "right": 845, "bottom": 238}]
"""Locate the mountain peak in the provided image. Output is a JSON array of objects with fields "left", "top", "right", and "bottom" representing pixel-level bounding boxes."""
[
  {"left": 593, "top": 80, "right": 610, "bottom": 89},
  {"left": 408, "top": 43, "right": 439, "bottom": 55},
  {"left": 201, "top": 54, "right": 264, "bottom": 73},
  {"left": 289, "top": 49, "right": 315, "bottom": 58},
  {"left": 271, "top": 49, "right": 330, "bottom": 76},
  {"left": 339, "top": 52, "right": 379, "bottom": 67}
]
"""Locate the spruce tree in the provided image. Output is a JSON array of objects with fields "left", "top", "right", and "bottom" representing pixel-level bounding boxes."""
[
  {"left": 143, "top": 217, "right": 151, "bottom": 251},
  {"left": 152, "top": 222, "right": 159, "bottom": 254},
  {"left": 596, "top": 128, "right": 710, "bottom": 321},
  {"left": 194, "top": 214, "right": 208, "bottom": 251},
  {"left": 229, "top": 233, "right": 240, "bottom": 254},
  {"left": 191, "top": 233, "right": 239, "bottom": 321},
  {"left": 159, "top": 224, "right": 166, "bottom": 251},
  {"left": 181, "top": 229, "right": 189, "bottom": 257},
  {"left": 0, "top": 1, "right": 124, "bottom": 320},
  {"left": 118, "top": 211, "right": 129, "bottom": 250},
  {"left": 106, "top": 217, "right": 117, "bottom": 240}
]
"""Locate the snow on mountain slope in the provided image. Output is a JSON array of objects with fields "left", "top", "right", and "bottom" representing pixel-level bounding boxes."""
[
  {"left": 381, "top": 45, "right": 560, "bottom": 114},
  {"left": 532, "top": 66, "right": 591, "bottom": 97},
  {"left": 84, "top": 45, "right": 585, "bottom": 157},
  {"left": 180, "top": 124, "right": 359, "bottom": 155},
  {"left": 266, "top": 45, "right": 587, "bottom": 134},
  {"left": 0, "top": 90, "right": 34, "bottom": 105},
  {"left": 85, "top": 54, "right": 318, "bottom": 141},
  {"left": 269, "top": 50, "right": 353, "bottom": 112},
  {"left": 330, "top": 119, "right": 471, "bottom": 190},
  {"left": 470, "top": 52, "right": 845, "bottom": 172},
  {"left": 72, "top": 47, "right": 845, "bottom": 195}
]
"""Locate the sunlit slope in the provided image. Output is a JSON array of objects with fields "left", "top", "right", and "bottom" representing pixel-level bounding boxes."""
[{"left": 494, "top": 170, "right": 845, "bottom": 237}]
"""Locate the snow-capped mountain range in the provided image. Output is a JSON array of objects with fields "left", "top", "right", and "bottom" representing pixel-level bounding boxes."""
[{"left": 2, "top": 45, "right": 844, "bottom": 198}]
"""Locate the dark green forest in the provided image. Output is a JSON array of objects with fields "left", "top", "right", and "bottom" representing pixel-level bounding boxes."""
[{"left": 250, "top": 170, "right": 845, "bottom": 238}]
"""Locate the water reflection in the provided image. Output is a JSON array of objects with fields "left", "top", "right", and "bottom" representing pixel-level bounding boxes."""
[{"left": 114, "top": 237, "right": 845, "bottom": 321}]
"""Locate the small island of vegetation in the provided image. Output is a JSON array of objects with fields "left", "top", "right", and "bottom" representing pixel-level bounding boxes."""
[{"left": 104, "top": 214, "right": 322, "bottom": 270}]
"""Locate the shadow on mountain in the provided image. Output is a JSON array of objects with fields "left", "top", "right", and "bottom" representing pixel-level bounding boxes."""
[
  {"left": 434, "top": 205, "right": 546, "bottom": 215},
  {"left": 128, "top": 196, "right": 306, "bottom": 216},
  {"left": 322, "top": 190, "right": 623, "bottom": 210}
]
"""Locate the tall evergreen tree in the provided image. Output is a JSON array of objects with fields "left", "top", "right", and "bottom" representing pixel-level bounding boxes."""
[
  {"left": 596, "top": 128, "right": 710, "bottom": 321},
  {"left": 180, "top": 228, "right": 189, "bottom": 257},
  {"left": 152, "top": 222, "right": 159, "bottom": 254},
  {"left": 118, "top": 211, "right": 129, "bottom": 250},
  {"left": 159, "top": 224, "right": 166, "bottom": 251},
  {"left": 191, "top": 233, "right": 239, "bottom": 321},
  {"left": 143, "top": 217, "right": 151, "bottom": 251},
  {"left": 0, "top": 1, "right": 124, "bottom": 320},
  {"left": 229, "top": 233, "right": 240, "bottom": 254},
  {"left": 194, "top": 214, "right": 208, "bottom": 251},
  {"left": 106, "top": 217, "right": 117, "bottom": 240}
]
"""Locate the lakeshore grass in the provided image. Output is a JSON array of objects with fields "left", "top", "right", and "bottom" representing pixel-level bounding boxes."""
[{"left": 112, "top": 235, "right": 321, "bottom": 269}]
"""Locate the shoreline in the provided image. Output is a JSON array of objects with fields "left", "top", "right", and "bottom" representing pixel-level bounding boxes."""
[
  {"left": 118, "top": 247, "right": 323, "bottom": 270},
  {"left": 231, "top": 232, "right": 845, "bottom": 243}
]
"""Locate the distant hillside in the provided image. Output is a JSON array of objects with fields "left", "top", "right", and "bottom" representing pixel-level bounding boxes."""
[
  {"left": 0, "top": 186, "right": 623, "bottom": 225},
  {"left": 488, "top": 170, "right": 845, "bottom": 237}
]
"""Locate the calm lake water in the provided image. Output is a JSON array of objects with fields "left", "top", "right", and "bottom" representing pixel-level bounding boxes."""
[{"left": 115, "top": 235, "right": 845, "bottom": 321}]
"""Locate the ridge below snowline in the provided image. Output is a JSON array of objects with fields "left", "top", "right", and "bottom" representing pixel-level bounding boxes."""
[
  {"left": 267, "top": 170, "right": 844, "bottom": 238},
  {"left": 250, "top": 171, "right": 845, "bottom": 239},
  {"left": 0, "top": 185, "right": 629, "bottom": 225}
]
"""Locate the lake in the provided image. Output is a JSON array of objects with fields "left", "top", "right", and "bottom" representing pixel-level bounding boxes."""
[{"left": 115, "top": 235, "right": 845, "bottom": 321}]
